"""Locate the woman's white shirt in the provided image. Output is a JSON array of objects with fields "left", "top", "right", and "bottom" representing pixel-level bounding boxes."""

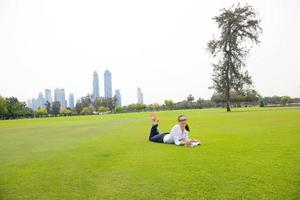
[{"left": 163, "top": 124, "right": 189, "bottom": 145}]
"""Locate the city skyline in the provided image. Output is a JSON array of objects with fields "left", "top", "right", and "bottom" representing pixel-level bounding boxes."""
[
  {"left": 0, "top": 0, "right": 299, "bottom": 105},
  {"left": 27, "top": 88, "right": 74, "bottom": 111},
  {"left": 26, "top": 69, "right": 123, "bottom": 110}
]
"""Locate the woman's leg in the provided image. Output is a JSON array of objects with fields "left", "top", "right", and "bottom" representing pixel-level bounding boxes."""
[
  {"left": 149, "top": 124, "right": 159, "bottom": 140},
  {"left": 149, "top": 112, "right": 159, "bottom": 139},
  {"left": 149, "top": 133, "right": 168, "bottom": 143},
  {"left": 149, "top": 112, "right": 167, "bottom": 143}
]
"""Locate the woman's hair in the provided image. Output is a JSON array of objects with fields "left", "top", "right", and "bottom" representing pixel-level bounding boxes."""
[
  {"left": 178, "top": 115, "right": 190, "bottom": 132},
  {"left": 177, "top": 115, "right": 185, "bottom": 121},
  {"left": 185, "top": 124, "right": 190, "bottom": 132}
]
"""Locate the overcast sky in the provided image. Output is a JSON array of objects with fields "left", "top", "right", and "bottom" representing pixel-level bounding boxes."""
[{"left": 0, "top": 0, "right": 299, "bottom": 105}]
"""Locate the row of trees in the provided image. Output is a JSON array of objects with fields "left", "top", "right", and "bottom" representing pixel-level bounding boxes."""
[
  {"left": 69, "top": 92, "right": 295, "bottom": 114},
  {"left": 0, "top": 96, "right": 78, "bottom": 119},
  {"left": 75, "top": 94, "right": 117, "bottom": 115},
  {"left": 35, "top": 107, "right": 74, "bottom": 117},
  {"left": 0, "top": 94, "right": 119, "bottom": 119},
  {"left": 1, "top": 93, "right": 299, "bottom": 120},
  {"left": 261, "top": 96, "right": 299, "bottom": 106},
  {"left": 211, "top": 89, "right": 260, "bottom": 107}
]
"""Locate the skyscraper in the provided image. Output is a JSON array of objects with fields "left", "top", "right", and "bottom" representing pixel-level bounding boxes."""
[
  {"left": 104, "top": 70, "right": 112, "bottom": 98},
  {"left": 26, "top": 99, "right": 34, "bottom": 110},
  {"left": 93, "top": 71, "right": 100, "bottom": 99},
  {"left": 45, "top": 89, "right": 52, "bottom": 103},
  {"left": 137, "top": 87, "right": 143, "bottom": 104},
  {"left": 114, "top": 90, "right": 122, "bottom": 106},
  {"left": 68, "top": 93, "right": 75, "bottom": 109},
  {"left": 61, "top": 89, "right": 67, "bottom": 108},
  {"left": 54, "top": 88, "right": 67, "bottom": 109},
  {"left": 37, "top": 92, "right": 46, "bottom": 109},
  {"left": 54, "top": 88, "right": 60, "bottom": 102},
  {"left": 26, "top": 100, "right": 32, "bottom": 109}
]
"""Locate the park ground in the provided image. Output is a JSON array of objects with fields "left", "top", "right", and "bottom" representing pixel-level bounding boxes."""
[{"left": 0, "top": 107, "right": 299, "bottom": 199}]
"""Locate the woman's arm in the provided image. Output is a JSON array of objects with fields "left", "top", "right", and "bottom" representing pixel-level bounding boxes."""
[
  {"left": 179, "top": 140, "right": 192, "bottom": 145},
  {"left": 174, "top": 134, "right": 192, "bottom": 145}
]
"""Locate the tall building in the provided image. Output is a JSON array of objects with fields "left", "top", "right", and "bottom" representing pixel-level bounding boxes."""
[
  {"left": 27, "top": 92, "right": 46, "bottom": 111},
  {"left": 26, "top": 99, "right": 34, "bottom": 110},
  {"left": 68, "top": 93, "right": 75, "bottom": 109},
  {"left": 45, "top": 89, "right": 52, "bottom": 103},
  {"left": 104, "top": 69, "right": 112, "bottom": 98},
  {"left": 37, "top": 92, "right": 46, "bottom": 108},
  {"left": 93, "top": 71, "right": 100, "bottom": 99},
  {"left": 60, "top": 89, "right": 67, "bottom": 108},
  {"left": 137, "top": 87, "right": 143, "bottom": 104},
  {"left": 114, "top": 90, "right": 122, "bottom": 106},
  {"left": 54, "top": 88, "right": 67, "bottom": 109},
  {"left": 26, "top": 99, "right": 36, "bottom": 111},
  {"left": 26, "top": 100, "right": 32, "bottom": 109},
  {"left": 54, "top": 88, "right": 60, "bottom": 102}
]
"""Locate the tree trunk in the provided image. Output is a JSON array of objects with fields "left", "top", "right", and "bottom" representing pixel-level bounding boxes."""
[
  {"left": 226, "top": 87, "right": 231, "bottom": 112},
  {"left": 225, "top": 60, "right": 231, "bottom": 112},
  {"left": 224, "top": 33, "right": 232, "bottom": 112}
]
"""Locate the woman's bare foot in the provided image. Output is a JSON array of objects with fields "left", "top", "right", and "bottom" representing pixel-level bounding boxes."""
[{"left": 151, "top": 112, "right": 159, "bottom": 124}]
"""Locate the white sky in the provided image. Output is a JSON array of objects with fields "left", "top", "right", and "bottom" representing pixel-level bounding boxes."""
[{"left": 0, "top": 0, "right": 299, "bottom": 105}]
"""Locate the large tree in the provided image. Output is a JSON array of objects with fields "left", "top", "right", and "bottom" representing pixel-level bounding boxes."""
[
  {"left": 164, "top": 100, "right": 175, "bottom": 110},
  {"left": 6, "top": 97, "right": 27, "bottom": 119},
  {"left": 51, "top": 101, "right": 61, "bottom": 116},
  {"left": 45, "top": 101, "right": 51, "bottom": 114},
  {"left": 207, "top": 4, "right": 262, "bottom": 111}
]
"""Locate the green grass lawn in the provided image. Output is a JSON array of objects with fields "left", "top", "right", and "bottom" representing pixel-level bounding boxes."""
[{"left": 0, "top": 107, "right": 299, "bottom": 200}]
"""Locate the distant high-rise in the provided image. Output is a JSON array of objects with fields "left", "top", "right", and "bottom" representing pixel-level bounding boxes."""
[
  {"left": 61, "top": 90, "right": 67, "bottom": 108},
  {"left": 26, "top": 98, "right": 35, "bottom": 111},
  {"left": 37, "top": 92, "right": 46, "bottom": 109},
  {"left": 68, "top": 93, "right": 75, "bottom": 109},
  {"left": 137, "top": 87, "right": 143, "bottom": 104},
  {"left": 114, "top": 90, "right": 122, "bottom": 106},
  {"left": 45, "top": 89, "right": 52, "bottom": 103},
  {"left": 54, "top": 88, "right": 67, "bottom": 109},
  {"left": 93, "top": 71, "right": 100, "bottom": 99},
  {"left": 27, "top": 92, "right": 46, "bottom": 111},
  {"left": 54, "top": 88, "right": 60, "bottom": 102},
  {"left": 104, "top": 70, "right": 112, "bottom": 98},
  {"left": 26, "top": 100, "right": 32, "bottom": 109}
]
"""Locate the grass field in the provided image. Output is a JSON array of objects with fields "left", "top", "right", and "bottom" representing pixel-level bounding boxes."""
[{"left": 0, "top": 107, "right": 299, "bottom": 200}]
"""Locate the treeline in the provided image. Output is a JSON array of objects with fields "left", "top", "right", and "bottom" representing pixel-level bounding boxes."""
[
  {"left": 261, "top": 96, "right": 300, "bottom": 106},
  {"left": 211, "top": 90, "right": 300, "bottom": 107},
  {"left": 0, "top": 96, "right": 74, "bottom": 119},
  {"left": 0, "top": 97, "right": 34, "bottom": 119},
  {"left": 0, "top": 93, "right": 299, "bottom": 120}
]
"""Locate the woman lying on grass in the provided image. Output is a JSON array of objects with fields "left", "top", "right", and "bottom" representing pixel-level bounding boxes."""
[{"left": 149, "top": 113, "right": 200, "bottom": 146}]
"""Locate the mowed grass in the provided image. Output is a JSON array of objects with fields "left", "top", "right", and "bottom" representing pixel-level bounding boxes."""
[{"left": 0, "top": 107, "right": 299, "bottom": 200}]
